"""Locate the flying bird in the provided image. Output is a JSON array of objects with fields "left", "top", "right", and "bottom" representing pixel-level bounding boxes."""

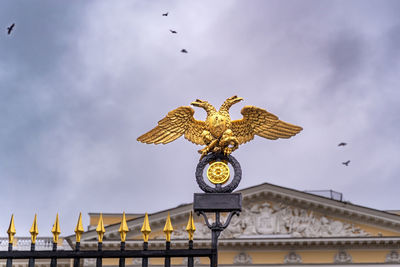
[
  {"left": 342, "top": 160, "right": 350, "bottom": 166},
  {"left": 170, "top": 30, "right": 177, "bottom": 34},
  {"left": 181, "top": 49, "right": 188, "bottom": 53},
  {"left": 162, "top": 12, "right": 168, "bottom": 16},
  {"left": 7, "top": 23, "right": 15, "bottom": 35},
  {"left": 137, "top": 96, "right": 303, "bottom": 158},
  {"left": 338, "top": 142, "right": 347, "bottom": 147}
]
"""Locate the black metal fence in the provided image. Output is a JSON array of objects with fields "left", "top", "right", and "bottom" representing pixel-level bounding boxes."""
[
  {"left": 0, "top": 240, "right": 214, "bottom": 267},
  {"left": 1, "top": 191, "right": 241, "bottom": 267},
  {"left": 0, "top": 211, "right": 216, "bottom": 267}
]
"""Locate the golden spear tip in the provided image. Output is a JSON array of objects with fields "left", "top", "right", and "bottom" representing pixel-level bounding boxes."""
[
  {"left": 141, "top": 213, "right": 151, "bottom": 242},
  {"left": 75, "top": 212, "right": 84, "bottom": 242},
  {"left": 30, "top": 214, "right": 39, "bottom": 244},
  {"left": 96, "top": 213, "right": 106, "bottom": 243},
  {"left": 163, "top": 212, "right": 174, "bottom": 242},
  {"left": 51, "top": 213, "right": 61, "bottom": 243},
  {"left": 119, "top": 211, "right": 129, "bottom": 242},
  {"left": 7, "top": 214, "right": 16, "bottom": 244},
  {"left": 186, "top": 211, "right": 196, "bottom": 241}
]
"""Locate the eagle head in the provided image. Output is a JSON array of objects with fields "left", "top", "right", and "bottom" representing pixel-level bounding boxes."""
[
  {"left": 191, "top": 99, "right": 207, "bottom": 108},
  {"left": 226, "top": 95, "right": 244, "bottom": 105}
]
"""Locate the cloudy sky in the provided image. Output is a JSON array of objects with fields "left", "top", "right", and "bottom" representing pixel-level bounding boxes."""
[{"left": 1, "top": 0, "right": 400, "bottom": 236}]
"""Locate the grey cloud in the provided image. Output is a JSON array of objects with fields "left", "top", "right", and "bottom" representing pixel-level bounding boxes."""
[
  {"left": 325, "top": 31, "right": 367, "bottom": 89},
  {"left": 1, "top": 0, "right": 400, "bottom": 235},
  {"left": 0, "top": 2, "right": 88, "bottom": 79}
]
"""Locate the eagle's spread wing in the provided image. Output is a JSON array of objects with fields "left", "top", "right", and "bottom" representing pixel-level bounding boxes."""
[
  {"left": 231, "top": 106, "right": 303, "bottom": 144},
  {"left": 137, "top": 106, "right": 205, "bottom": 145}
]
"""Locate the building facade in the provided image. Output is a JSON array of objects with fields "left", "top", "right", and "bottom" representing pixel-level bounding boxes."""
[{"left": 66, "top": 183, "right": 400, "bottom": 266}]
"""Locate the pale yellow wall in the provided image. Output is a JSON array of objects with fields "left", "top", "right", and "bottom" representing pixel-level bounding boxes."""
[
  {"left": 218, "top": 251, "right": 236, "bottom": 264},
  {"left": 349, "top": 250, "right": 388, "bottom": 263},
  {"left": 150, "top": 258, "right": 163, "bottom": 265},
  {"left": 249, "top": 251, "right": 287, "bottom": 264},
  {"left": 89, "top": 214, "right": 142, "bottom": 227},
  {"left": 91, "top": 247, "right": 398, "bottom": 265},
  {"left": 294, "top": 250, "right": 336, "bottom": 264},
  {"left": 217, "top": 250, "right": 289, "bottom": 265},
  {"left": 150, "top": 257, "right": 210, "bottom": 265},
  {"left": 103, "top": 258, "right": 119, "bottom": 265},
  {"left": 126, "top": 229, "right": 173, "bottom": 240},
  {"left": 218, "top": 249, "right": 395, "bottom": 264}
]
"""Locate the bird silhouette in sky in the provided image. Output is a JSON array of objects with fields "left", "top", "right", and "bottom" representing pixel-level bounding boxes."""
[
  {"left": 7, "top": 23, "right": 15, "bottom": 35},
  {"left": 181, "top": 49, "right": 188, "bottom": 53},
  {"left": 338, "top": 142, "right": 347, "bottom": 146},
  {"left": 170, "top": 30, "right": 177, "bottom": 34},
  {"left": 342, "top": 160, "right": 350, "bottom": 166},
  {"left": 162, "top": 12, "right": 168, "bottom": 16}
]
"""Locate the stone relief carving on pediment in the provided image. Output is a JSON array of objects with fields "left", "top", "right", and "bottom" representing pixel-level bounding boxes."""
[
  {"left": 157, "top": 201, "right": 370, "bottom": 239},
  {"left": 334, "top": 250, "right": 352, "bottom": 263},
  {"left": 222, "top": 202, "right": 370, "bottom": 238},
  {"left": 234, "top": 252, "right": 252, "bottom": 264},
  {"left": 284, "top": 251, "right": 302, "bottom": 264},
  {"left": 385, "top": 250, "right": 400, "bottom": 263}
]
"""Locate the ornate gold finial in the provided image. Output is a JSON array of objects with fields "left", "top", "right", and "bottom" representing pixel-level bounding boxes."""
[
  {"left": 51, "top": 213, "right": 61, "bottom": 243},
  {"left": 96, "top": 213, "right": 106, "bottom": 243},
  {"left": 119, "top": 212, "right": 129, "bottom": 242},
  {"left": 75, "top": 213, "right": 84, "bottom": 243},
  {"left": 7, "top": 214, "right": 16, "bottom": 244},
  {"left": 137, "top": 96, "right": 302, "bottom": 158},
  {"left": 141, "top": 213, "right": 151, "bottom": 242},
  {"left": 163, "top": 212, "right": 174, "bottom": 242},
  {"left": 186, "top": 211, "right": 196, "bottom": 240},
  {"left": 29, "top": 214, "right": 39, "bottom": 244},
  {"left": 207, "top": 161, "right": 230, "bottom": 184}
]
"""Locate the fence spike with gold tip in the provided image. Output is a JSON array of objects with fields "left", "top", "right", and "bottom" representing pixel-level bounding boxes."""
[
  {"left": 141, "top": 213, "right": 151, "bottom": 242},
  {"left": 119, "top": 212, "right": 129, "bottom": 242},
  {"left": 96, "top": 213, "right": 106, "bottom": 243},
  {"left": 29, "top": 214, "right": 39, "bottom": 244},
  {"left": 75, "top": 212, "right": 84, "bottom": 243},
  {"left": 163, "top": 212, "right": 174, "bottom": 242},
  {"left": 7, "top": 214, "right": 16, "bottom": 244},
  {"left": 51, "top": 213, "right": 61, "bottom": 243},
  {"left": 186, "top": 211, "right": 196, "bottom": 240}
]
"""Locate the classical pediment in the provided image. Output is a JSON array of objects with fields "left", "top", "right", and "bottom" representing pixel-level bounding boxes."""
[
  {"left": 157, "top": 200, "right": 370, "bottom": 240},
  {"left": 72, "top": 182, "right": 400, "bottom": 244}
]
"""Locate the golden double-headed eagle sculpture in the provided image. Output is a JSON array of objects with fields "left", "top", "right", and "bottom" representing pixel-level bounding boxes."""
[{"left": 137, "top": 96, "right": 302, "bottom": 158}]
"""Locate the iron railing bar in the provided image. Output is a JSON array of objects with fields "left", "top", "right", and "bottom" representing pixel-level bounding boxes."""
[
  {"left": 119, "top": 241, "right": 126, "bottom": 267},
  {"left": 97, "top": 242, "right": 102, "bottom": 267},
  {"left": 73, "top": 242, "right": 80, "bottom": 267},
  {"left": 50, "top": 242, "right": 57, "bottom": 267},
  {"left": 187, "top": 240, "right": 193, "bottom": 267},
  {"left": 5, "top": 243, "right": 12, "bottom": 267},
  {"left": 164, "top": 241, "right": 170, "bottom": 267},
  {"left": 0, "top": 248, "right": 214, "bottom": 259},
  {"left": 142, "top": 242, "right": 148, "bottom": 267},
  {"left": 28, "top": 243, "right": 35, "bottom": 267}
]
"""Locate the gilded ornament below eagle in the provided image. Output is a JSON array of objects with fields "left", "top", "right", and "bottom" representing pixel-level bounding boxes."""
[{"left": 137, "top": 96, "right": 302, "bottom": 158}]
